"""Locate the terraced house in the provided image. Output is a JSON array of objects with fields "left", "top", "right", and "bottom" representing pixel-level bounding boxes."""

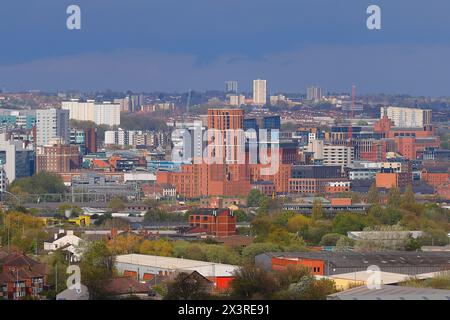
[{"left": 0, "top": 252, "right": 47, "bottom": 300}]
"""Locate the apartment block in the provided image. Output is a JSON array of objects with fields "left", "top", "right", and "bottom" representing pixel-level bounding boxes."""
[
  {"left": 188, "top": 208, "right": 236, "bottom": 237},
  {"left": 36, "top": 109, "right": 70, "bottom": 146},
  {"left": 35, "top": 142, "right": 81, "bottom": 173},
  {"left": 62, "top": 100, "right": 121, "bottom": 126},
  {"left": 380, "top": 106, "right": 432, "bottom": 128}
]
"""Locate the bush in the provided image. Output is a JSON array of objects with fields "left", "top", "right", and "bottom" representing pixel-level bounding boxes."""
[{"left": 320, "top": 233, "right": 344, "bottom": 246}]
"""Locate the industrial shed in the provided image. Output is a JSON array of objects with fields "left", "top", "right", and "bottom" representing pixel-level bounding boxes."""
[
  {"left": 115, "top": 254, "right": 239, "bottom": 290},
  {"left": 255, "top": 251, "right": 450, "bottom": 276}
]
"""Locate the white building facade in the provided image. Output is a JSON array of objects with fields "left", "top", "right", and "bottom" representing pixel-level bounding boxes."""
[
  {"left": 36, "top": 109, "right": 70, "bottom": 146},
  {"left": 253, "top": 79, "right": 267, "bottom": 106},
  {"left": 62, "top": 100, "right": 121, "bottom": 127}
]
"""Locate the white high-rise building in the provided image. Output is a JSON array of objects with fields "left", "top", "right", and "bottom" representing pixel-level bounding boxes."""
[
  {"left": 0, "top": 133, "right": 33, "bottom": 183},
  {"left": 94, "top": 102, "right": 121, "bottom": 127},
  {"left": 62, "top": 100, "right": 121, "bottom": 127},
  {"left": 225, "top": 81, "right": 238, "bottom": 94},
  {"left": 307, "top": 141, "right": 354, "bottom": 170},
  {"left": 0, "top": 164, "right": 7, "bottom": 193},
  {"left": 36, "top": 109, "right": 70, "bottom": 146},
  {"left": 322, "top": 145, "right": 354, "bottom": 169},
  {"left": 307, "top": 86, "right": 324, "bottom": 102},
  {"left": 253, "top": 79, "right": 267, "bottom": 106},
  {"left": 380, "top": 106, "right": 432, "bottom": 128},
  {"left": 105, "top": 129, "right": 142, "bottom": 146},
  {"left": 229, "top": 95, "right": 246, "bottom": 106}
]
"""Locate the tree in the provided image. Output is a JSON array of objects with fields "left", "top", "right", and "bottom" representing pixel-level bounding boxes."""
[
  {"left": 107, "top": 234, "right": 141, "bottom": 255},
  {"left": 108, "top": 197, "right": 126, "bottom": 212},
  {"left": 0, "top": 211, "right": 48, "bottom": 253},
  {"left": 144, "top": 207, "right": 174, "bottom": 223},
  {"left": 80, "top": 241, "right": 116, "bottom": 299},
  {"left": 121, "top": 113, "right": 168, "bottom": 132},
  {"left": 351, "top": 192, "right": 361, "bottom": 204},
  {"left": 335, "top": 236, "right": 355, "bottom": 251},
  {"left": 267, "top": 227, "right": 305, "bottom": 248},
  {"left": 233, "top": 209, "right": 248, "bottom": 223},
  {"left": 45, "top": 250, "right": 70, "bottom": 299},
  {"left": 296, "top": 278, "right": 337, "bottom": 300},
  {"left": 311, "top": 199, "right": 324, "bottom": 221},
  {"left": 9, "top": 172, "right": 65, "bottom": 195},
  {"left": 164, "top": 272, "right": 212, "bottom": 300},
  {"left": 274, "top": 265, "right": 312, "bottom": 289},
  {"left": 367, "top": 183, "right": 380, "bottom": 205},
  {"left": 247, "top": 189, "right": 266, "bottom": 207},
  {"left": 319, "top": 233, "right": 344, "bottom": 246},
  {"left": 139, "top": 239, "right": 174, "bottom": 257},
  {"left": 241, "top": 243, "right": 282, "bottom": 263},
  {"left": 287, "top": 215, "right": 312, "bottom": 233},
  {"left": 230, "top": 264, "right": 279, "bottom": 299},
  {"left": 401, "top": 184, "right": 416, "bottom": 210},
  {"left": 251, "top": 215, "right": 273, "bottom": 242},
  {"left": 257, "top": 197, "right": 282, "bottom": 215},
  {"left": 419, "top": 228, "right": 450, "bottom": 246},
  {"left": 274, "top": 211, "right": 296, "bottom": 227},
  {"left": 332, "top": 212, "right": 367, "bottom": 235},
  {"left": 299, "top": 221, "right": 332, "bottom": 245},
  {"left": 387, "top": 187, "right": 401, "bottom": 207}
]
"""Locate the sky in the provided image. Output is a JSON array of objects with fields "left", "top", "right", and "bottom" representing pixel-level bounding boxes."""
[{"left": 1, "top": 0, "right": 450, "bottom": 95}]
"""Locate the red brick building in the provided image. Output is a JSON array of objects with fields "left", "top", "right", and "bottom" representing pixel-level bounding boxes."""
[
  {"left": 376, "top": 172, "right": 411, "bottom": 189},
  {"left": 271, "top": 256, "right": 325, "bottom": 275},
  {"left": 436, "top": 183, "right": 450, "bottom": 200},
  {"left": 35, "top": 143, "right": 81, "bottom": 173},
  {"left": 394, "top": 137, "right": 441, "bottom": 160},
  {"left": 84, "top": 127, "right": 97, "bottom": 154},
  {"left": 157, "top": 163, "right": 252, "bottom": 199},
  {"left": 251, "top": 181, "right": 276, "bottom": 196},
  {"left": 188, "top": 208, "right": 236, "bottom": 237},
  {"left": 289, "top": 178, "right": 349, "bottom": 195},
  {"left": 325, "top": 181, "right": 351, "bottom": 194},
  {"left": 0, "top": 253, "right": 47, "bottom": 300},
  {"left": 374, "top": 116, "right": 436, "bottom": 139},
  {"left": 374, "top": 117, "right": 441, "bottom": 160},
  {"left": 421, "top": 166, "right": 450, "bottom": 188}
]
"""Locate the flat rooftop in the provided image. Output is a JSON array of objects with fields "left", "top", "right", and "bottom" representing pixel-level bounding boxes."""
[
  {"left": 116, "top": 254, "right": 239, "bottom": 277},
  {"left": 328, "top": 285, "right": 450, "bottom": 300},
  {"left": 262, "top": 251, "right": 450, "bottom": 268}
]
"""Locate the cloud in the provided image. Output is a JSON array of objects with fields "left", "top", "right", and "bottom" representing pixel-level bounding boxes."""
[{"left": 1, "top": 44, "right": 450, "bottom": 96}]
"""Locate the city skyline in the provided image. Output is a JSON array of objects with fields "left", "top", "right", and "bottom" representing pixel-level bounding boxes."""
[{"left": 1, "top": 1, "right": 450, "bottom": 95}]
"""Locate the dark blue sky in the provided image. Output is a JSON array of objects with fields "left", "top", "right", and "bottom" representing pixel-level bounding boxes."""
[{"left": 1, "top": 0, "right": 450, "bottom": 95}]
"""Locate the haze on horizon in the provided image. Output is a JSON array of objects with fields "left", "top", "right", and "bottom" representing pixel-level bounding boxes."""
[{"left": 1, "top": 0, "right": 450, "bottom": 96}]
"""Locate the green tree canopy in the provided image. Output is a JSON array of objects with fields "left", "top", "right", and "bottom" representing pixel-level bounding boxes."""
[
  {"left": 80, "top": 241, "right": 116, "bottom": 299},
  {"left": 247, "top": 189, "right": 267, "bottom": 207},
  {"left": 164, "top": 272, "right": 212, "bottom": 300},
  {"left": 367, "top": 183, "right": 380, "bottom": 205},
  {"left": 9, "top": 172, "right": 65, "bottom": 195},
  {"left": 332, "top": 212, "right": 368, "bottom": 235},
  {"left": 108, "top": 197, "right": 126, "bottom": 212}
]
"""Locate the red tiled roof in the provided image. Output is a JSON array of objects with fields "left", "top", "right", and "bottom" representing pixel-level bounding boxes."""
[{"left": 104, "top": 277, "right": 150, "bottom": 296}]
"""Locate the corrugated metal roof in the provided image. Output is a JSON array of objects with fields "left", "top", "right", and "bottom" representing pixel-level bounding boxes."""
[{"left": 116, "top": 254, "right": 238, "bottom": 277}]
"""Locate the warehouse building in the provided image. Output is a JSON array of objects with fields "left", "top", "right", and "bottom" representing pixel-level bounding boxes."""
[
  {"left": 115, "top": 254, "right": 238, "bottom": 290},
  {"left": 255, "top": 251, "right": 450, "bottom": 276}
]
